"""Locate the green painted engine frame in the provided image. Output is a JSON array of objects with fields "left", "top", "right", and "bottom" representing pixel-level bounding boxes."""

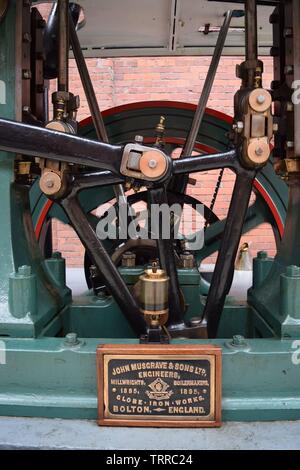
[{"left": 0, "top": 2, "right": 300, "bottom": 422}]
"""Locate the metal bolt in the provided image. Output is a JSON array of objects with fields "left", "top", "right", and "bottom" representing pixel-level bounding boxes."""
[
  {"left": 18, "top": 265, "right": 32, "bottom": 276},
  {"left": 286, "top": 265, "right": 300, "bottom": 277},
  {"left": 135, "top": 135, "right": 144, "bottom": 143},
  {"left": 89, "top": 265, "right": 98, "bottom": 277},
  {"left": 256, "top": 94, "right": 265, "bottom": 104},
  {"left": 122, "top": 251, "right": 136, "bottom": 267},
  {"left": 23, "top": 32, "right": 31, "bottom": 43},
  {"left": 64, "top": 333, "right": 79, "bottom": 346},
  {"left": 180, "top": 252, "right": 194, "bottom": 269},
  {"left": 148, "top": 159, "right": 157, "bottom": 169},
  {"left": 283, "top": 28, "right": 293, "bottom": 38},
  {"left": 189, "top": 317, "right": 202, "bottom": 327},
  {"left": 286, "top": 141, "right": 294, "bottom": 149},
  {"left": 45, "top": 180, "right": 55, "bottom": 189},
  {"left": 22, "top": 106, "right": 31, "bottom": 113},
  {"left": 22, "top": 70, "right": 32, "bottom": 80},
  {"left": 236, "top": 121, "right": 244, "bottom": 133},
  {"left": 286, "top": 102, "right": 294, "bottom": 112},
  {"left": 285, "top": 65, "right": 294, "bottom": 75},
  {"left": 233, "top": 121, "right": 244, "bottom": 133},
  {"left": 257, "top": 251, "right": 268, "bottom": 260},
  {"left": 232, "top": 335, "right": 246, "bottom": 346},
  {"left": 255, "top": 147, "right": 264, "bottom": 157}
]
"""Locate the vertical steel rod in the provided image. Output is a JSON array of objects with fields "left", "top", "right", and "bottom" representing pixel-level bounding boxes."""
[
  {"left": 245, "top": 0, "right": 258, "bottom": 63},
  {"left": 181, "top": 10, "right": 233, "bottom": 157},
  {"left": 245, "top": 0, "right": 258, "bottom": 87},
  {"left": 58, "top": 0, "right": 69, "bottom": 92}
]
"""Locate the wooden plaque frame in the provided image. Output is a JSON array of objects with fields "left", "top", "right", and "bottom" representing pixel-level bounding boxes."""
[{"left": 96, "top": 344, "right": 222, "bottom": 428}]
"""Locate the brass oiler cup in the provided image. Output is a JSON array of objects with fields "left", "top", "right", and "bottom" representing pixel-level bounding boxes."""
[{"left": 139, "top": 267, "right": 169, "bottom": 328}]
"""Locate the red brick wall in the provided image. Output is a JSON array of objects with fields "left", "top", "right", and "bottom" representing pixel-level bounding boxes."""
[{"left": 49, "top": 56, "right": 276, "bottom": 267}]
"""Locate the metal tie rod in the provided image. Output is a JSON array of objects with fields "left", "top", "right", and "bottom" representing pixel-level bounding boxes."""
[
  {"left": 69, "top": 10, "right": 130, "bottom": 221},
  {"left": 181, "top": 9, "right": 243, "bottom": 157}
]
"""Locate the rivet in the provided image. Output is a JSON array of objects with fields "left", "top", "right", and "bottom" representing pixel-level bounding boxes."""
[
  {"left": 255, "top": 147, "right": 263, "bottom": 156},
  {"left": 256, "top": 95, "right": 265, "bottom": 104},
  {"left": 148, "top": 159, "right": 157, "bottom": 169}
]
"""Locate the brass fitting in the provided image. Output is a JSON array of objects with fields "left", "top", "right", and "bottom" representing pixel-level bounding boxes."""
[
  {"left": 180, "top": 252, "right": 195, "bottom": 269},
  {"left": 121, "top": 251, "right": 136, "bottom": 267},
  {"left": 121, "top": 143, "right": 169, "bottom": 181},
  {"left": 39, "top": 160, "right": 69, "bottom": 198},
  {"left": 138, "top": 265, "right": 169, "bottom": 328},
  {"left": 155, "top": 116, "right": 166, "bottom": 146},
  {"left": 233, "top": 88, "right": 273, "bottom": 168}
]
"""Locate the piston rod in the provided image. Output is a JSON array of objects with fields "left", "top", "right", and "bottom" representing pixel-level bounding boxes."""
[
  {"left": 58, "top": 0, "right": 69, "bottom": 92},
  {"left": 245, "top": 0, "right": 258, "bottom": 87}
]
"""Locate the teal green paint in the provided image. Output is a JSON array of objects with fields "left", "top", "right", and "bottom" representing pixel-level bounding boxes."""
[
  {"left": 119, "top": 267, "right": 200, "bottom": 285},
  {"left": 252, "top": 251, "right": 274, "bottom": 289},
  {"left": 44, "top": 252, "right": 69, "bottom": 290},
  {"left": 0, "top": 1, "right": 18, "bottom": 328},
  {"left": 0, "top": 4, "right": 70, "bottom": 337},
  {"left": 0, "top": 336, "right": 300, "bottom": 421},
  {"left": 0, "top": 4, "right": 299, "bottom": 423},
  {"left": 249, "top": 182, "right": 300, "bottom": 339},
  {"left": 280, "top": 266, "right": 300, "bottom": 321},
  {"left": 6, "top": 184, "right": 71, "bottom": 337},
  {"left": 9, "top": 266, "right": 37, "bottom": 319}
]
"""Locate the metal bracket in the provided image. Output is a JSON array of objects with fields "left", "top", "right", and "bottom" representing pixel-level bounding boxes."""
[{"left": 121, "top": 143, "right": 170, "bottom": 181}]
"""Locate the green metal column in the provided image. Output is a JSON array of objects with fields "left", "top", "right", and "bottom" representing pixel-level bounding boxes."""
[
  {"left": 0, "top": 0, "right": 20, "bottom": 331},
  {"left": 0, "top": 2, "right": 70, "bottom": 337}
]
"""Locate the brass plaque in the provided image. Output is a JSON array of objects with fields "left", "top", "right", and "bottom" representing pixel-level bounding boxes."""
[{"left": 97, "top": 344, "right": 222, "bottom": 427}]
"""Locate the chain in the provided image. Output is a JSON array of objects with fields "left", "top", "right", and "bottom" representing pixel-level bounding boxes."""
[{"left": 204, "top": 168, "right": 224, "bottom": 230}]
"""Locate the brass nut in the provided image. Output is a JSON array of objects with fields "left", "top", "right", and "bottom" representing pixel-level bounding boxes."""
[
  {"left": 249, "top": 89, "right": 272, "bottom": 113},
  {"left": 46, "top": 120, "right": 75, "bottom": 134},
  {"left": 284, "top": 159, "right": 300, "bottom": 173},
  {"left": 17, "top": 161, "right": 31, "bottom": 175},
  {"left": 139, "top": 150, "right": 167, "bottom": 179},
  {"left": 180, "top": 252, "right": 195, "bottom": 269},
  {"left": 247, "top": 139, "right": 270, "bottom": 165},
  {"left": 39, "top": 172, "right": 62, "bottom": 196},
  {"left": 233, "top": 121, "right": 244, "bottom": 133},
  {"left": 122, "top": 251, "right": 136, "bottom": 267}
]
